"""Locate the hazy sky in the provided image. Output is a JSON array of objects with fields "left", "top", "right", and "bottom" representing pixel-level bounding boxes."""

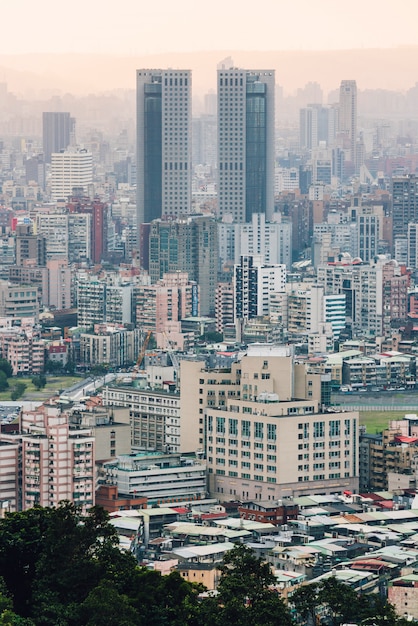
[{"left": 4, "top": 0, "right": 418, "bottom": 55}]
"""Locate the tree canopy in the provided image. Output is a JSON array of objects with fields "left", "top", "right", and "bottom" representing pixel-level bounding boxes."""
[{"left": 0, "top": 505, "right": 412, "bottom": 626}]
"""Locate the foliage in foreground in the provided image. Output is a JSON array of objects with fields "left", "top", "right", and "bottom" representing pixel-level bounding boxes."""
[{"left": 0, "top": 504, "right": 412, "bottom": 625}]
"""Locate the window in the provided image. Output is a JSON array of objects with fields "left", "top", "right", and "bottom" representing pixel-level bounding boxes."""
[
  {"left": 314, "top": 421, "right": 325, "bottom": 438},
  {"left": 229, "top": 418, "right": 238, "bottom": 436},
  {"left": 242, "top": 420, "right": 251, "bottom": 438},
  {"left": 329, "top": 420, "right": 341, "bottom": 437},
  {"left": 267, "top": 423, "right": 276, "bottom": 441},
  {"left": 254, "top": 422, "right": 264, "bottom": 439},
  {"left": 216, "top": 417, "right": 225, "bottom": 434}
]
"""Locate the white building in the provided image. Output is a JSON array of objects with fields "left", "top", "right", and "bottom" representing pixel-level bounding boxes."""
[
  {"left": 218, "top": 213, "right": 292, "bottom": 269},
  {"left": 102, "top": 452, "right": 206, "bottom": 505},
  {"left": 35, "top": 212, "right": 69, "bottom": 259},
  {"left": 50, "top": 148, "right": 93, "bottom": 201},
  {"left": 234, "top": 255, "right": 286, "bottom": 324}
]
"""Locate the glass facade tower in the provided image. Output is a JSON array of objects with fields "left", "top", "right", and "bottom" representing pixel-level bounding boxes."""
[
  {"left": 136, "top": 70, "right": 191, "bottom": 237},
  {"left": 218, "top": 68, "right": 275, "bottom": 224}
]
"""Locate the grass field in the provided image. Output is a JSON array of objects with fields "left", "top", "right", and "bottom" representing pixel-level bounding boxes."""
[
  {"left": 0, "top": 375, "right": 82, "bottom": 402},
  {"left": 359, "top": 410, "right": 411, "bottom": 434}
]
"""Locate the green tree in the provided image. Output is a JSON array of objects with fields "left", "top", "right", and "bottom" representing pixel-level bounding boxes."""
[
  {"left": 10, "top": 383, "right": 26, "bottom": 401},
  {"left": 31, "top": 376, "right": 46, "bottom": 391},
  {"left": 318, "top": 577, "right": 360, "bottom": 625},
  {"left": 291, "top": 582, "right": 319, "bottom": 625},
  {"left": 200, "top": 544, "right": 293, "bottom": 626},
  {"left": 0, "top": 372, "right": 9, "bottom": 392},
  {"left": 44, "top": 360, "right": 63, "bottom": 375},
  {"left": 0, "top": 360, "right": 12, "bottom": 379}
]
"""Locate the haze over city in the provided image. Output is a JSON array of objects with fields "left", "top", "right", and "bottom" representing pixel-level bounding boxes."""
[
  {"left": 1, "top": 0, "right": 418, "bottom": 96},
  {"left": 2, "top": 2, "right": 418, "bottom": 624}
]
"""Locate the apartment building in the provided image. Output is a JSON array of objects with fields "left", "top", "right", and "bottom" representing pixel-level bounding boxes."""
[
  {"left": 79, "top": 325, "right": 142, "bottom": 369},
  {"left": 0, "top": 404, "right": 95, "bottom": 512}
]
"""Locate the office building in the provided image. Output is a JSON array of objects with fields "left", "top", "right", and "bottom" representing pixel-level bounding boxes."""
[
  {"left": 0, "top": 281, "right": 39, "bottom": 321},
  {"left": 180, "top": 345, "right": 358, "bottom": 500},
  {"left": 392, "top": 175, "right": 418, "bottom": 240},
  {"left": 147, "top": 215, "right": 217, "bottom": 316},
  {"left": 338, "top": 80, "right": 357, "bottom": 168},
  {"left": 299, "top": 104, "right": 336, "bottom": 151},
  {"left": 50, "top": 148, "right": 93, "bottom": 201},
  {"left": 103, "top": 384, "right": 181, "bottom": 454},
  {"left": 136, "top": 69, "right": 191, "bottom": 230},
  {"left": 42, "top": 112, "right": 75, "bottom": 163},
  {"left": 218, "top": 68, "right": 275, "bottom": 223}
]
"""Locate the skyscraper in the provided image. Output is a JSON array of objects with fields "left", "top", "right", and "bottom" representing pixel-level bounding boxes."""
[
  {"left": 392, "top": 175, "right": 418, "bottom": 240},
  {"left": 136, "top": 69, "right": 191, "bottom": 232},
  {"left": 217, "top": 67, "right": 275, "bottom": 223},
  {"left": 42, "top": 112, "right": 75, "bottom": 163},
  {"left": 338, "top": 80, "right": 357, "bottom": 168}
]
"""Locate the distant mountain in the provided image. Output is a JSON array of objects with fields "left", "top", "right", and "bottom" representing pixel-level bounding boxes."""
[{"left": 0, "top": 47, "right": 417, "bottom": 97}]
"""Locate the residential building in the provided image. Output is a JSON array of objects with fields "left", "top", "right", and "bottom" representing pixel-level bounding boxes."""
[
  {"left": 68, "top": 213, "right": 91, "bottom": 262},
  {"left": 136, "top": 69, "right": 191, "bottom": 231},
  {"left": 215, "top": 282, "right": 234, "bottom": 334},
  {"left": 0, "top": 403, "right": 95, "bottom": 512},
  {"left": 135, "top": 272, "right": 195, "bottom": 346},
  {"left": 50, "top": 148, "right": 93, "bottom": 201},
  {"left": 80, "top": 325, "right": 142, "bottom": 369},
  {"left": 217, "top": 67, "right": 275, "bottom": 223},
  {"left": 0, "top": 326, "right": 44, "bottom": 375},
  {"left": 35, "top": 213, "right": 69, "bottom": 259},
  {"left": 47, "top": 259, "right": 71, "bottom": 310},
  {"left": 15, "top": 223, "right": 46, "bottom": 267},
  {"left": 234, "top": 255, "right": 286, "bottom": 324}
]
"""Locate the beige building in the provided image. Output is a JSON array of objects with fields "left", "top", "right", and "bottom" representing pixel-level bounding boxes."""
[
  {"left": 103, "top": 384, "right": 181, "bottom": 454},
  {"left": 180, "top": 344, "right": 359, "bottom": 500}
]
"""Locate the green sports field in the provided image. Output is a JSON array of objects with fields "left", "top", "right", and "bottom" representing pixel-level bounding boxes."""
[{"left": 359, "top": 410, "right": 411, "bottom": 434}]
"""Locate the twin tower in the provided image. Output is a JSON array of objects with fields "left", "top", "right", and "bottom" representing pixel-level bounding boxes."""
[{"left": 136, "top": 68, "right": 275, "bottom": 228}]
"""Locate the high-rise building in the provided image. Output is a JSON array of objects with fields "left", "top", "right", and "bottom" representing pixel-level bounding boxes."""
[
  {"left": 234, "top": 255, "right": 286, "bottom": 324},
  {"left": 299, "top": 104, "right": 336, "bottom": 151},
  {"left": 42, "top": 112, "right": 75, "bottom": 163},
  {"left": 146, "top": 215, "right": 217, "bottom": 316},
  {"left": 136, "top": 69, "right": 191, "bottom": 231},
  {"left": 0, "top": 404, "right": 95, "bottom": 512},
  {"left": 338, "top": 80, "right": 357, "bottom": 168},
  {"left": 217, "top": 68, "right": 275, "bottom": 223},
  {"left": 50, "top": 148, "right": 93, "bottom": 201},
  {"left": 392, "top": 175, "right": 418, "bottom": 240},
  {"left": 15, "top": 223, "right": 46, "bottom": 267}
]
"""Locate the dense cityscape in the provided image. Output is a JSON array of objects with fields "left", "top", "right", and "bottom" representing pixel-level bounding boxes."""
[{"left": 2, "top": 23, "right": 418, "bottom": 623}]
